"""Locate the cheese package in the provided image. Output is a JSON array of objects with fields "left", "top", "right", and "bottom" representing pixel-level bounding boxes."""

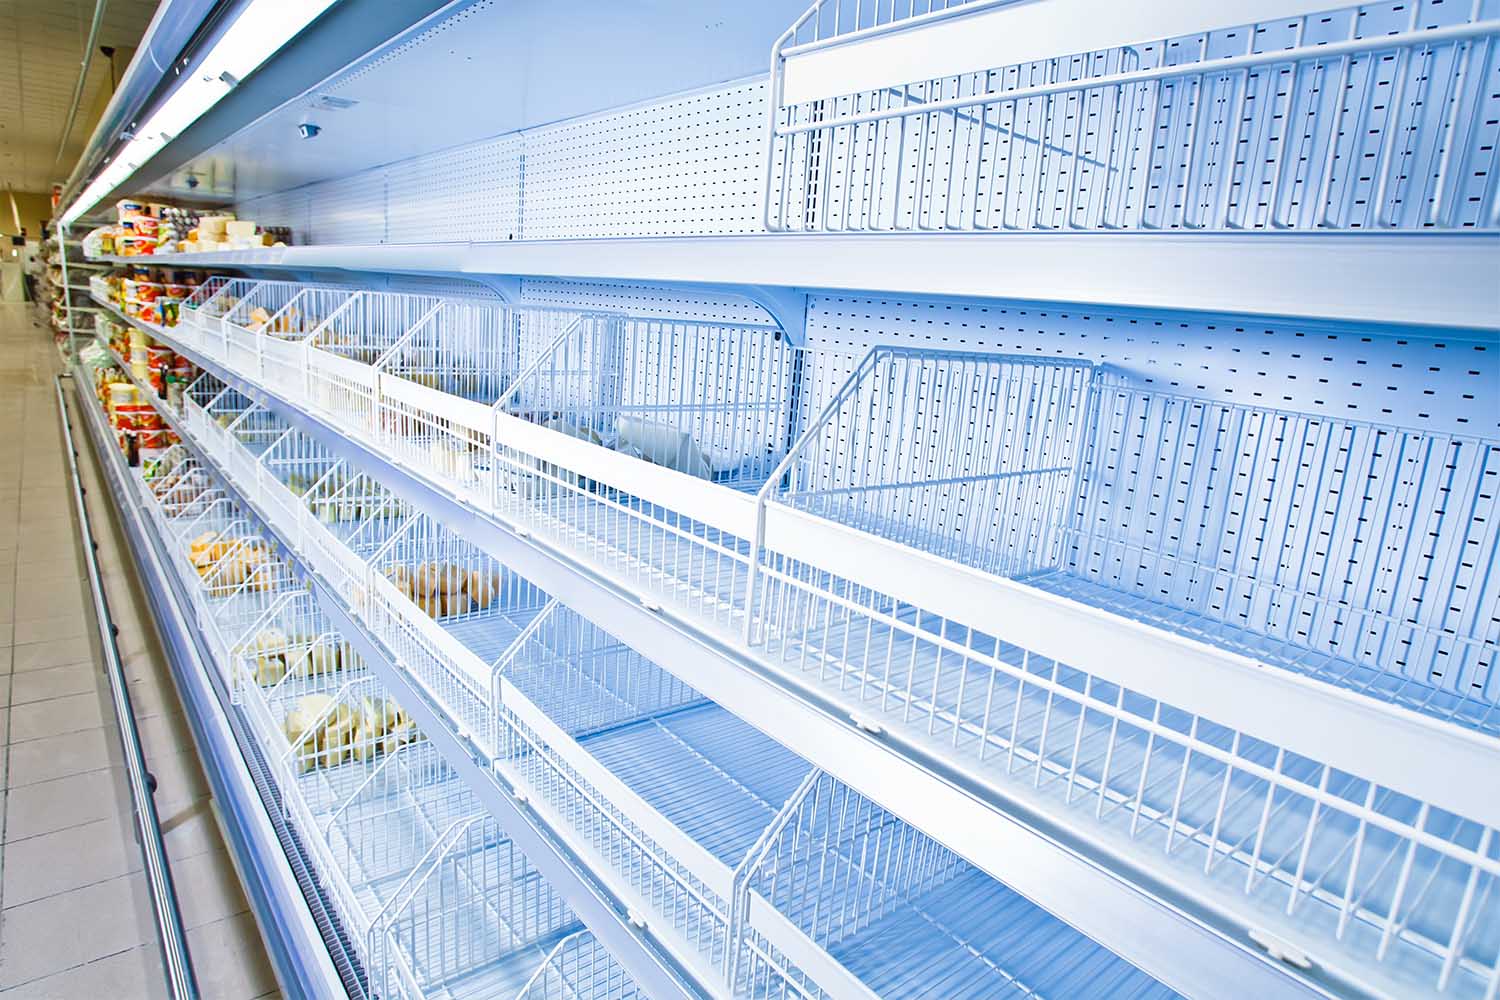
[
  {"left": 284, "top": 694, "right": 335, "bottom": 772},
  {"left": 250, "top": 627, "right": 289, "bottom": 686},
  {"left": 225, "top": 220, "right": 257, "bottom": 240},
  {"left": 198, "top": 215, "right": 232, "bottom": 238}
]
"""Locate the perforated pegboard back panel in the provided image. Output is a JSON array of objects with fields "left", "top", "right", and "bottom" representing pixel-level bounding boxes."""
[
  {"left": 800, "top": 290, "right": 1500, "bottom": 699},
  {"left": 236, "top": 79, "right": 768, "bottom": 244},
  {"left": 518, "top": 278, "right": 773, "bottom": 325},
  {"left": 1070, "top": 381, "right": 1499, "bottom": 697},
  {"left": 805, "top": 294, "right": 1500, "bottom": 438},
  {"left": 307, "top": 168, "right": 388, "bottom": 246},
  {"left": 385, "top": 135, "right": 523, "bottom": 243},
  {"left": 520, "top": 81, "right": 769, "bottom": 239}
]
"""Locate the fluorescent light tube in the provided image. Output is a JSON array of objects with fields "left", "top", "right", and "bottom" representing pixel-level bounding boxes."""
[{"left": 61, "top": 0, "right": 339, "bottom": 225}]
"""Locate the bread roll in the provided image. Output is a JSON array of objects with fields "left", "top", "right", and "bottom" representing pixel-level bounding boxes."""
[{"left": 466, "top": 570, "right": 500, "bottom": 609}]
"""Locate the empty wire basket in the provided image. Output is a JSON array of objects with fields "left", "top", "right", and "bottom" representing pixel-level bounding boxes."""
[
  {"left": 746, "top": 346, "right": 1500, "bottom": 997},
  {"left": 304, "top": 291, "right": 444, "bottom": 433},
  {"left": 765, "top": 0, "right": 1500, "bottom": 232}
]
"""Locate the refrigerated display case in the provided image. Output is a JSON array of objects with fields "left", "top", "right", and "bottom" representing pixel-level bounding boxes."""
[{"left": 58, "top": 1, "right": 1499, "bottom": 998}]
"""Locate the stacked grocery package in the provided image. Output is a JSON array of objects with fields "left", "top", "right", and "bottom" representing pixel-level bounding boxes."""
[
  {"left": 83, "top": 312, "right": 198, "bottom": 469},
  {"left": 83, "top": 199, "right": 290, "bottom": 258}
]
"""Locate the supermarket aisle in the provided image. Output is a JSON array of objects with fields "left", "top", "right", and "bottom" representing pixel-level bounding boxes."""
[{"left": 0, "top": 304, "right": 279, "bottom": 998}]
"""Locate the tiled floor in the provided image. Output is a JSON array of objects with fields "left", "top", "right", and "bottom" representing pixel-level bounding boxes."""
[{"left": 0, "top": 303, "right": 279, "bottom": 998}]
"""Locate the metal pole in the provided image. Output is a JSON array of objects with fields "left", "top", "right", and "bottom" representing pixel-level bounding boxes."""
[
  {"left": 57, "top": 222, "right": 73, "bottom": 360},
  {"left": 53, "top": 374, "right": 201, "bottom": 1000}
]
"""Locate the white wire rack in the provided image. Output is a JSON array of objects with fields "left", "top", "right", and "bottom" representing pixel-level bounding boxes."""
[
  {"left": 316, "top": 741, "right": 590, "bottom": 1000},
  {"left": 299, "top": 470, "right": 411, "bottom": 609},
  {"left": 777, "top": 0, "right": 981, "bottom": 45},
  {"left": 1064, "top": 380, "right": 1500, "bottom": 720},
  {"left": 224, "top": 405, "right": 292, "bottom": 489},
  {"left": 142, "top": 446, "right": 219, "bottom": 521},
  {"left": 182, "top": 371, "right": 229, "bottom": 444},
  {"left": 499, "top": 313, "right": 803, "bottom": 490},
  {"left": 490, "top": 603, "right": 737, "bottom": 981},
  {"left": 373, "top": 301, "right": 575, "bottom": 504},
  {"left": 227, "top": 588, "right": 374, "bottom": 802},
  {"left": 156, "top": 497, "right": 299, "bottom": 679},
  {"left": 257, "top": 287, "right": 361, "bottom": 386},
  {"left": 181, "top": 274, "right": 243, "bottom": 344},
  {"left": 484, "top": 313, "right": 853, "bottom": 639},
  {"left": 364, "top": 514, "right": 552, "bottom": 747},
  {"left": 734, "top": 770, "right": 1177, "bottom": 1000},
  {"left": 221, "top": 280, "right": 313, "bottom": 374},
  {"left": 365, "top": 806, "right": 595, "bottom": 1000},
  {"left": 198, "top": 383, "right": 259, "bottom": 464},
  {"left": 392, "top": 575, "right": 1179, "bottom": 1000},
  {"left": 305, "top": 291, "right": 444, "bottom": 435},
  {"left": 744, "top": 348, "right": 1500, "bottom": 997},
  {"left": 756, "top": 346, "right": 1097, "bottom": 578},
  {"left": 766, "top": 0, "right": 1500, "bottom": 232},
  {"left": 254, "top": 427, "right": 345, "bottom": 548},
  {"left": 123, "top": 415, "right": 648, "bottom": 1000},
  {"left": 512, "top": 931, "right": 644, "bottom": 1000}
]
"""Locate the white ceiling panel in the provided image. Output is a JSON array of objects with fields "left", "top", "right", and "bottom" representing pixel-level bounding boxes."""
[{"left": 0, "top": 0, "right": 162, "bottom": 192}]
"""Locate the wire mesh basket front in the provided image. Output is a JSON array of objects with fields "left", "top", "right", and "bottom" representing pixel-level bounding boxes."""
[
  {"left": 363, "top": 514, "right": 551, "bottom": 745},
  {"left": 305, "top": 291, "right": 444, "bottom": 434},
  {"left": 374, "top": 300, "right": 567, "bottom": 505},
  {"left": 221, "top": 280, "right": 311, "bottom": 375}
]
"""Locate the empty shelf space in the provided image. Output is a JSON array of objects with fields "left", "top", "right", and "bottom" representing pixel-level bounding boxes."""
[{"left": 95, "top": 279, "right": 1500, "bottom": 998}]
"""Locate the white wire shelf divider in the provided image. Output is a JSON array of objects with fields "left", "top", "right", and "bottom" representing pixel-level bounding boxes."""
[
  {"left": 182, "top": 371, "right": 230, "bottom": 444},
  {"left": 188, "top": 277, "right": 264, "bottom": 360},
  {"left": 101, "top": 282, "right": 1500, "bottom": 997},
  {"left": 178, "top": 275, "right": 232, "bottom": 335},
  {"left": 224, "top": 405, "right": 293, "bottom": 490},
  {"left": 372, "top": 300, "right": 578, "bottom": 506},
  {"left": 221, "top": 280, "right": 318, "bottom": 376},
  {"left": 197, "top": 383, "right": 259, "bottom": 466},
  {"left": 765, "top": 0, "right": 1500, "bottom": 233}
]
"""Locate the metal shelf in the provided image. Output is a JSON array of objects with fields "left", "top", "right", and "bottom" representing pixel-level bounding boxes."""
[
  {"left": 89, "top": 228, "right": 1500, "bottom": 332},
  {"left": 88, "top": 295, "right": 1350, "bottom": 1000}
]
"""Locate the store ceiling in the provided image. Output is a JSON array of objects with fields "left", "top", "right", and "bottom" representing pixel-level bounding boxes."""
[{"left": 0, "top": 0, "right": 161, "bottom": 193}]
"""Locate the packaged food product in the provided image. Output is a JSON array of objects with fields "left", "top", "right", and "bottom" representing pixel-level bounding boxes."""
[{"left": 107, "top": 382, "right": 138, "bottom": 408}]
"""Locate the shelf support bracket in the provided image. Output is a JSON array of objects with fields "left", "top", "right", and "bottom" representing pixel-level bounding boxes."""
[
  {"left": 468, "top": 274, "right": 523, "bottom": 303},
  {"left": 741, "top": 285, "right": 807, "bottom": 345}
]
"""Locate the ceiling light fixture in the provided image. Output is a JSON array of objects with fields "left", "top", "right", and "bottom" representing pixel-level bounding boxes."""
[{"left": 61, "top": 0, "right": 338, "bottom": 226}]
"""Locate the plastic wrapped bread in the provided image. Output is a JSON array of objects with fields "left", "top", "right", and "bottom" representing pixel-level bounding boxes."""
[{"left": 615, "top": 415, "right": 712, "bottom": 479}]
